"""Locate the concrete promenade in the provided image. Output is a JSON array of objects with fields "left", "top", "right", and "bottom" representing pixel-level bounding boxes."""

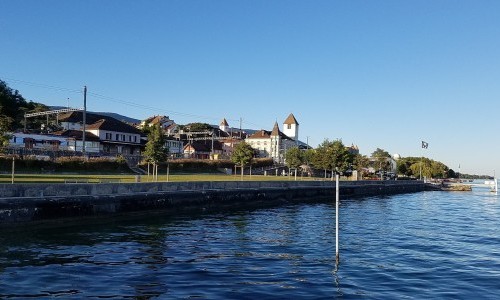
[{"left": 0, "top": 180, "right": 428, "bottom": 226}]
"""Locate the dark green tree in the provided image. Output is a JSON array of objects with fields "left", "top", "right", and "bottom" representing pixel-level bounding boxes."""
[
  {"left": 184, "top": 122, "right": 213, "bottom": 132},
  {"left": 371, "top": 148, "right": 391, "bottom": 172},
  {"left": 0, "top": 79, "right": 48, "bottom": 130},
  {"left": 353, "top": 154, "right": 370, "bottom": 177},
  {"left": 231, "top": 141, "right": 254, "bottom": 179},
  {"left": 312, "top": 139, "right": 353, "bottom": 178},
  {"left": 144, "top": 124, "right": 168, "bottom": 181},
  {"left": 285, "top": 147, "right": 303, "bottom": 169}
]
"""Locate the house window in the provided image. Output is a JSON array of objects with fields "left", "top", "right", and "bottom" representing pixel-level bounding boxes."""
[
  {"left": 134, "top": 136, "right": 137, "bottom": 143},
  {"left": 115, "top": 134, "right": 119, "bottom": 140},
  {"left": 122, "top": 135, "right": 125, "bottom": 141},
  {"left": 129, "top": 135, "right": 132, "bottom": 142},
  {"left": 287, "top": 124, "right": 292, "bottom": 129}
]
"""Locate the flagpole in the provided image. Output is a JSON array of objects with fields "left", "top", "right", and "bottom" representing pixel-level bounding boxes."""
[
  {"left": 420, "top": 149, "right": 422, "bottom": 180},
  {"left": 420, "top": 141, "right": 428, "bottom": 181}
]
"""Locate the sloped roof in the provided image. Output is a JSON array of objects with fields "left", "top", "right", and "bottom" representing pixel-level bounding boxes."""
[
  {"left": 247, "top": 123, "right": 293, "bottom": 141},
  {"left": 58, "top": 111, "right": 103, "bottom": 124},
  {"left": 247, "top": 130, "right": 272, "bottom": 139},
  {"left": 86, "top": 118, "right": 142, "bottom": 134},
  {"left": 220, "top": 118, "right": 229, "bottom": 126},
  {"left": 283, "top": 113, "right": 299, "bottom": 125},
  {"left": 52, "top": 130, "right": 100, "bottom": 142},
  {"left": 59, "top": 111, "right": 141, "bottom": 134},
  {"left": 271, "top": 122, "right": 280, "bottom": 136}
]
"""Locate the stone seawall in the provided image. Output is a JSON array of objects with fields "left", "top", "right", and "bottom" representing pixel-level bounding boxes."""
[{"left": 0, "top": 181, "right": 427, "bottom": 226}]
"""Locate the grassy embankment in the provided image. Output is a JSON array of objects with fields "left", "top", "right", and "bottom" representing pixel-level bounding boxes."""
[{"left": 0, "top": 172, "right": 317, "bottom": 184}]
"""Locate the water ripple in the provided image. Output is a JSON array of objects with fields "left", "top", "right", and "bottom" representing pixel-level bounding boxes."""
[{"left": 0, "top": 189, "right": 499, "bottom": 298}]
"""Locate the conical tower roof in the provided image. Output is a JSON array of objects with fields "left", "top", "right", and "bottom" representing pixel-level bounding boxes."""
[
  {"left": 271, "top": 122, "right": 280, "bottom": 136},
  {"left": 283, "top": 113, "right": 299, "bottom": 125}
]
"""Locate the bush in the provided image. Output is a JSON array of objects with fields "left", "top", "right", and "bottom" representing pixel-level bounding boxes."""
[{"left": 139, "top": 158, "right": 274, "bottom": 173}]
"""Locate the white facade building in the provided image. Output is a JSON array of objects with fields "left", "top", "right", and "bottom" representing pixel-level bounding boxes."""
[{"left": 245, "top": 115, "right": 299, "bottom": 163}]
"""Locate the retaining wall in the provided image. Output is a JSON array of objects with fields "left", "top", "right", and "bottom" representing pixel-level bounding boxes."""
[{"left": 0, "top": 180, "right": 427, "bottom": 226}]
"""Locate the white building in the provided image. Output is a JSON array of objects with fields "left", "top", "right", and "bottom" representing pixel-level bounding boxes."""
[
  {"left": 165, "top": 138, "right": 184, "bottom": 158},
  {"left": 246, "top": 114, "right": 299, "bottom": 163}
]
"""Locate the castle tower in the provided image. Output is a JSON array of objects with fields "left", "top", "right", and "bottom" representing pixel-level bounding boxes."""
[
  {"left": 270, "top": 122, "right": 281, "bottom": 162},
  {"left": 283, "top": 113, "right": 299, "bottom": 142},
  {"left": 219, "top": 118, "right": 229, "bottom": 132}
]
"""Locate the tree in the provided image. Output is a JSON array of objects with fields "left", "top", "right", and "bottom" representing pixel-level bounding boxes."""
[
  {"left": 0, "top": 79, "right": 48, "bottom": 131},
  {"left": 353, "top": 154, "right": 370, "bottom": 178},
  {"left": 231, "top": 141, "right": 254, "bottom": 180},
  {"left": 0, "top": 115, "right": 11, "bottom": 151},
  {"left": 312, "top": 139, "right": 353, "bottom": 178},
  {"left": 183, "top": 122, "right": 213, "bottom": 132},
  {"left": 285, "top": 147, "right": 303, "bottom": 169},
  {"left": 371, "top": 148, "right": 391, "bottom": 172},
  {"left": 303, "top": 148, "right": 315, "bottom": 166},
  {"left": 285, "top": 146, "right": 303, "bottom": 178},
  {"left": 144, "top": 124, "right": 168, "bottom": 181}
]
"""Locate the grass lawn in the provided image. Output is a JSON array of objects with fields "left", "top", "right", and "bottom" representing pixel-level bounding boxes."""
[{"left": 0, "top": 172, "right": 319, "bottom": 183}]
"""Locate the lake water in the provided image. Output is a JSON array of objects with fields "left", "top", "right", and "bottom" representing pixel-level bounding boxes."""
[{"left": 1, "top": 186, "right": 499, "bottom": 299}]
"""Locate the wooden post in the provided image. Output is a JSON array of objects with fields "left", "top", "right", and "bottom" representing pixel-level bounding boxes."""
[
  {"left": 147, "top": 162, "right": 150, "bottom": 181},
  {"left": 167, "top": 163, "right": 170, "bottom": 182},
  {"left": 336, "top": 173, "right": 340, "bottom": 264},
  {"left": 11, "top": 156, "right": 15, "bottom": 184}
]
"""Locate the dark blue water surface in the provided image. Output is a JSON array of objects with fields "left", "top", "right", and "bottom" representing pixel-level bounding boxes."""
[{"left": 1, "top": 188, "right": 500, "bottom": 299}]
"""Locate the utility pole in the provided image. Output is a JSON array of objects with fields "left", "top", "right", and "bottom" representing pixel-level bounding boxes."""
[
  {"left": 239, "top": 117, "right": 242, "bottom": 139},
  {"left": 82, "top": 86, "right": 87, "bottom": 157}
]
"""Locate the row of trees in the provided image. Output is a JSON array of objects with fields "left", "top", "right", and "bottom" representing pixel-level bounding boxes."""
[{"left": 228, "top": 139, "right": 456, "bottom": 179}]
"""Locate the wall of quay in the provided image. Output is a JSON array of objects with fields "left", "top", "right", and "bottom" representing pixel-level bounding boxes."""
[{"left": 0, "top": 180, "right": 428, "bottom": 226}]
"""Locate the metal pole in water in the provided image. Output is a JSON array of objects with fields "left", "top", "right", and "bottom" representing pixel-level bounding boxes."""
[
  {"left": 336, "top": 173, "right": 340, "bottom": 264},
  {"left": 495, "top": 178, "right": 498, "bottom": 195}
]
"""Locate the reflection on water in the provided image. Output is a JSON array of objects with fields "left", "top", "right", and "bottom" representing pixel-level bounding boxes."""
[{"left": 1, "top": 188, "right": 499, "bottom": 298}]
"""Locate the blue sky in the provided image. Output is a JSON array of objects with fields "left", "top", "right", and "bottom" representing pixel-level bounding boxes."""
[{"left": 1, "top": 0, "right": 499, "bottom": 175}]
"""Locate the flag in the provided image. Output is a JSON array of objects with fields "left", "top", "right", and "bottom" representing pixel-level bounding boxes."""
[{"left": 421, "top": 141, "right": 429, "bottom": 149}]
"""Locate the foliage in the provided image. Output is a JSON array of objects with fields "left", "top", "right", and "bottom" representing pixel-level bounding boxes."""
[
  {"left": 144, "top": 124, "right": 168, "bottom": 164},
  {"left": 140, "top": 158, "right": 273, "bottom": 173},
  {"left": 303, "top": 148, "right": 315, "bottom": 165},
  {"left": 353, "top": 154, "right": 370, "bottom": 175},
  {"left": 311, "top": 139, "right": 353, "bottom": 175},
  {"left": 182, "top": 122, "right": 213, "bottom": 132},
  {"left": 285, "top": 147, "right": 303, "bottom": 169},
  {"left": 0, "top": 156, "right": 128, "bottom": 173},
  {"left": 231, "top": 141, "right": 254, "bottom": 167},
  {"left": 397, "top": 156, "right": 449, "bottom": 179},
  {"left": 0, "top": 79, "right": 48, "bottom": 131},
  {"left": 371, "top": 148, "right": 391, "bottom": 171}
]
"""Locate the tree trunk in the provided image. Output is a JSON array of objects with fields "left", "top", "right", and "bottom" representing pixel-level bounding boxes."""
[{"left": 240, "top": 164, "right": 244, "bottom": 181}]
